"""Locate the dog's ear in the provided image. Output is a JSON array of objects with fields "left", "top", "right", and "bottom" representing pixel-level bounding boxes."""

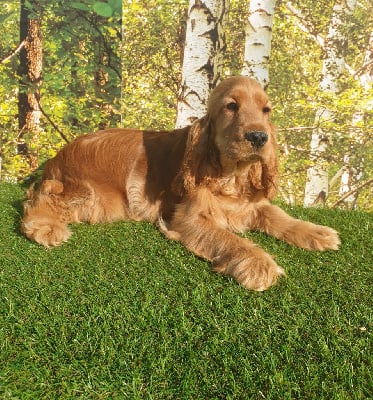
[
  {"left": 173, "top": 117, "right": 218, "bottom": 195},
  {"left": 265, "top": 123, "right": 279, "bottom": 200},
  {"left": 247, "top": 124, "right": 279, "bottom": 200},
  {"left": 247, "top": 160, "right": 278, "bottom": 200},
  {"left": 261, "top": 155, "right": 279, "bottom": 200}
]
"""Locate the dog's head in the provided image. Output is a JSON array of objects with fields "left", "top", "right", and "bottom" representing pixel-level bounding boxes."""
[
  {"left": 175, "top": 76, "right": 279, "bottom": 199},
  {"left": 207, "top": 76, "right": 276, "bottom": 167}
]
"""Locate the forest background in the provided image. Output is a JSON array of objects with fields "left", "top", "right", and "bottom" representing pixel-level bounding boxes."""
[{"left": 0, "top": 0, "right": 372, "bottom": 210}]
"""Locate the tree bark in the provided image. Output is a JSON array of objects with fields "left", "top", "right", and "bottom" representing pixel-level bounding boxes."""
[
  {"left": 175, "top": 0, "right": 227, "bottom": 128},
  {"left": 241, "top": 0, "right": 276, "bottom": 88},
  {"left": 18, "top": 0, "right": 43, "bottom": 170},
  {"left": 304, "top": 0, "right": 357, "bottom": 207},
  {"left": 339, "top": 30, "right": 372, "bottom": 207}
]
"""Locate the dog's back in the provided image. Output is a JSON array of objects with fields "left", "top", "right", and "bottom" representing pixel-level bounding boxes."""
[{"left": 21, "top": 127, "right": 189, "bottom": 246}]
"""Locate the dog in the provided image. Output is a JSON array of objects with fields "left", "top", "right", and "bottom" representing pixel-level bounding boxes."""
[{"left": 21, "top": 76, "right": 340, "bottom": 291}]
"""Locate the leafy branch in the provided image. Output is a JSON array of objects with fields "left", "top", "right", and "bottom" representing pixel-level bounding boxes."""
[
  {"left": 331, "top": 178, "right": 373, "bottom": 208},
  {"left": 0, "top": 40, "right": 25, "bottom": 64},
  {"left": 35, "top": 96, "right": 70, "bottom": 144}
]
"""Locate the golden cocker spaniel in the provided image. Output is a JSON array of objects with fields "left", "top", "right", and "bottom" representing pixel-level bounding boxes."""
[{"left": 21, "top": 76, "right": 340, "bottom": 291}]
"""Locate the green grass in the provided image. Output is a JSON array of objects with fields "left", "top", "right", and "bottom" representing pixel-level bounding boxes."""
[{"left": 0, "top": 182, "right": 372, "bottom": 399}]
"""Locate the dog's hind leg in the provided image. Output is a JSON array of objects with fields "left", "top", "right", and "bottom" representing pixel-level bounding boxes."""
[{"left": 21, "top": 180, "right": 74, "bottom": 247}]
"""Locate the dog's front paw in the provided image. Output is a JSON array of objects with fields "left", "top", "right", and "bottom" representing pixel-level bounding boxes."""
[
  {"left": 299, "top": 224, "right": 340, "bottom": 251},
  {"left": 213, "top": 247, "right": 285, "bottom": 291},
  {"left": 283, "top": 221, "right": 340, "bottom": 251},
  {"left": 311, "top": 225, "right": 340, "bottom": 250}
]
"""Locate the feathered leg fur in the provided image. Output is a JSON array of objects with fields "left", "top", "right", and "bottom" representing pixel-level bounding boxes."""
[
  {"left": 21, "top": 178, "right": 127, "bottom": 247},
  {"left": 159, "top": 189, "right": 285, "bottom": 291},
  {"left": 22, "top": 180, "right": 73, "bottom": 247},
  {"left": 251, "top": 203, "right": 340, "bottom": 251}
]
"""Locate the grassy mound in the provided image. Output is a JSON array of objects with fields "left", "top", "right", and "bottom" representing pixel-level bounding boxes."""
[{"left": 0, "top": 183, "right": 371, "bottom": 399}]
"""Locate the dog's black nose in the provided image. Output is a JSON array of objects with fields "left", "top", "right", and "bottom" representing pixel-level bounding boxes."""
[{"left": 244, "top": 131, "right": 268, "bottom": 148}]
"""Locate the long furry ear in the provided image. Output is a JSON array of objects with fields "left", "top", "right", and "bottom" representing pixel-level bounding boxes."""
[
  {"left": 247, "top": 162, "right": 265, "bottom": 192},
  {"left": 172, "top": 117, "right": 212, "bottom": 195},
  {"left": 261, "top": 155, "right": 279, "bottom": 200},
  {"left": 247, "top": 124, "right": 279, "bottom": 200}
]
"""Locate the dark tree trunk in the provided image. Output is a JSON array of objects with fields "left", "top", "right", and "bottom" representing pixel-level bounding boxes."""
[{"left": 18, "top": 0, "right": 43, "bottom": 170}]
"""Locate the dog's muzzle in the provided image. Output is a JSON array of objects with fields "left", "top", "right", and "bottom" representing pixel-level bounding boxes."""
[{"left": 244, "top": 131, "right": 268, "bottom": 148}]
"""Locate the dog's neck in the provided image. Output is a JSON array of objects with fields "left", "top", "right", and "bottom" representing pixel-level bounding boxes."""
[
  {"left": 219, "top": 156, "right": 255, "bottom": 176},
  {"left": 209, "top": 155, "right": 268, "bottom": 198},
  {"left": 203, "top": 162, "right": 250, "bottom": 197}
]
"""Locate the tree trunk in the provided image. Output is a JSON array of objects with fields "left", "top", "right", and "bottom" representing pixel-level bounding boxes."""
[
  {"left": 304, "top": 0, "right": 357, "bottom": 207},
  {"left": 175, "top": 0, "right": 227, "bottom": 128},
  {"left": 339, "top": 30, "right": 373, "bottom": 208},
  {"left": 241, "top": 0, "right": 276, "bottom": 88},
  {"left": 18, "top": 0, "right": 43, "bottom": 170}
]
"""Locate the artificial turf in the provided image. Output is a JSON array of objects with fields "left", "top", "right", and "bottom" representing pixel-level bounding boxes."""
[{"left": 0, "top": 183, "right": 372, "bottom": 399}]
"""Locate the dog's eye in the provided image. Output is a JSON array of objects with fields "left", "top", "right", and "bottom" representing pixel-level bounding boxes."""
[
  {"left": 227, "top": 102, "right": 239, "bottom": 111},
  {"left": 263, "top": 106, "right": 271, "bottom": 114}
]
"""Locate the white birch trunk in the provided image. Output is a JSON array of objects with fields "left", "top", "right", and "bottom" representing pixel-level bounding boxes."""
[
  {"left": 339, "top": 30, "right": 373, "bottom": 207},
  {"left": 285, "top": 1, "right": 357, "bottom": 81},
  {"left": 241, "top": 0, "right": 276, "bottom": 88},
  {"left": 304, "top": 0, "right": 357, "bottom": 207},
  {"left": 175, "top": 0, "right": 227, "bottom": 128},
  {"left": 339, "top": 114, "right": 364, "bottom": 207},
  {"left": 283, "top": 142, "right": 296, "bottom": 205}
]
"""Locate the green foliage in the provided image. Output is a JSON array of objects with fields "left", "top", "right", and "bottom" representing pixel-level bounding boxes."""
[
  {"left": 0, "top": 0, "right": 121, "bottom": 181},
  {"left": 267, "top": 0, "right": 373, "bottom": 209},
  {"left": 0, "top": 183, "right": 372, "bottom": 398},
  {"left": 121, "top": 0, "right": 188, "bottom": 130},
  {"left": 72, "top": 0, "right": 122, "bottom": 17}
]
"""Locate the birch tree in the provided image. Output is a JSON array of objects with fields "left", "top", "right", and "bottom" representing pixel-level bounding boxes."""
[
  {"left": 175, "top": 0, "right": 227, "bottom": 128},
  {"left": 284, "top": 0, "right": 372, "bottom": 208},
  {"left": 241, "top": 0, "right": 276, "bottom": 88},
  {"left": 338, "top": 29, "right": 373, "bottom": 207},
  {"left": 303, "top": 0, "right": 357, "bottom": 207}
]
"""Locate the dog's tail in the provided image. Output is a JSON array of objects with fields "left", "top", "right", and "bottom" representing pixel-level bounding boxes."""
[{"left": 21, "top": 179, "right": 72, "bottom": 247}]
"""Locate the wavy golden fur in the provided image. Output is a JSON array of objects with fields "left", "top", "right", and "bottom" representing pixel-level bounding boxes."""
[{"left": 21, "top": 77, "right": 340, "bottom": 291}]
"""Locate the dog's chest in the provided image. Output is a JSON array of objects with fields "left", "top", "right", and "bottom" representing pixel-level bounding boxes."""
[
  {"left": 211, "top": 178, "right": 258, "bottom": 233},
  {"left": 214, "top": 173, "right": 251, "bottom": 197}
]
